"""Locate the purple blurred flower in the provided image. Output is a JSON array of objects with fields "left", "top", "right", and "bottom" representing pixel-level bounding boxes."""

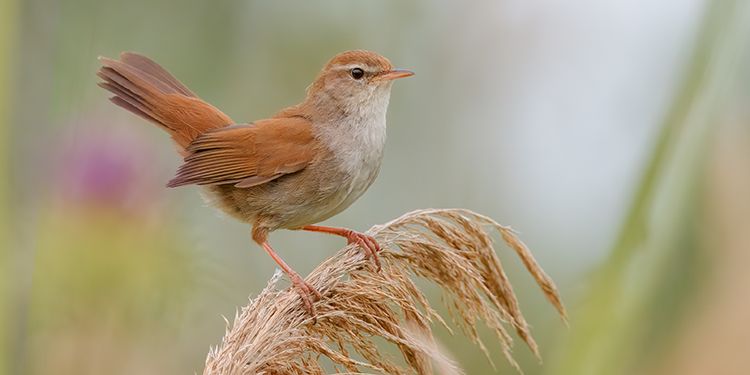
[{"left": 57, "top": 117, "right": 164, "bottom": 214}]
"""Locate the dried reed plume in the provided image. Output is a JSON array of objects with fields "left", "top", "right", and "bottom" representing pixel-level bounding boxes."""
[{"left": 204, "top": 209, "right": 566, "bottom": 374}]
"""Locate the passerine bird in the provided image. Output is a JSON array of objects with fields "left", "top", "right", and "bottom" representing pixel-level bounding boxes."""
[{"left": 97, "top": 50, "right": 413, "bottom": 312}]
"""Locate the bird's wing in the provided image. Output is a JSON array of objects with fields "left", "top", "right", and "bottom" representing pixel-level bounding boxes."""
[{"left": 167, "top": 116, "right": 318, "bottom": 188}]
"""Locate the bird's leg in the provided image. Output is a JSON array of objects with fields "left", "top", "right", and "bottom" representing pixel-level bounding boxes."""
[
  {"left": 300, "top": 225, "right": 382, "bottom": 272},
  {"left": 255, "top": 236, "right": 321, "bottom": 314}
]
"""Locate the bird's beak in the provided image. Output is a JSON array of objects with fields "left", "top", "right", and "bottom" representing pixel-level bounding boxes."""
[{"left": 376, "top": 69, "right": 415, "bottom": 81}]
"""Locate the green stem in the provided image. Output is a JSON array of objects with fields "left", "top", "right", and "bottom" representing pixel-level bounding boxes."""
[
  {"left": 550, "top": 2, "right": 749, "bottom": 374},
  {"left": 0, "top": 0, "right": 16, "bottom": 372}
]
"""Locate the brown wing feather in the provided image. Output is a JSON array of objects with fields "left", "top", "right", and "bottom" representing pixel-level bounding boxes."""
[
  {"left": 97, "top": 53, "right": 233, "bottom": 153},
  {"left": 167, "top": 117, "right": 318, "bottom": 188}
]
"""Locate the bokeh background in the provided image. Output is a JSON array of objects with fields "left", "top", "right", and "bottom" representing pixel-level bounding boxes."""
[{"left": 3, "top": 0, "right": 750, "bottom": 374}]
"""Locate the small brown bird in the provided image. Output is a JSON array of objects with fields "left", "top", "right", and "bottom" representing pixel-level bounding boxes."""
[{"left": 97, "top": 50, "right": 413, "bottom": 312}]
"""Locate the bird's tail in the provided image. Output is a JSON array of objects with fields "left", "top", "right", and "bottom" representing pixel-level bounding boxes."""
[{"left": 97, "top": 52, "right": 234, "bottom": 154}]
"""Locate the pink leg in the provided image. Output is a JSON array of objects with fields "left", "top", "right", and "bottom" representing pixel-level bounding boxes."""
[
  {"left": 301, "top": 225, "right": 382, "bottom": 272},
  {"left": 259, "top": 241, "right": 321, "bottom": 314}
]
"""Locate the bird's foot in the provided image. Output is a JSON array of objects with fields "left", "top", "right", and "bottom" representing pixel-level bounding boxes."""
[
  {"left": 299, "top": 225, "right": 383, "bottom": 272},
  {"left": 344, "top": 231, "right": 382, "bottom": 272},
  {"left": 258, "top": 239, "right": 322, "bottom": 316},
  {"left": 288, "top": 272, "right": 322, "bottom": 315}
]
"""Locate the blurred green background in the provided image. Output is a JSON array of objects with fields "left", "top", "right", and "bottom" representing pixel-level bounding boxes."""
[{"left": 3, "top": 0, "right": 750, "bottom": 374}]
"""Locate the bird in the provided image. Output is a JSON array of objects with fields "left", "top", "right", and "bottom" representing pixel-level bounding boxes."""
[{"left": 96, "top": 50, "right": 413, "bottom": 313}]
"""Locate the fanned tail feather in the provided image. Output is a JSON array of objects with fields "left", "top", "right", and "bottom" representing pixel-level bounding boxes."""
[{"left": 97, "top": 52, "right": 234, "bottom": 153}]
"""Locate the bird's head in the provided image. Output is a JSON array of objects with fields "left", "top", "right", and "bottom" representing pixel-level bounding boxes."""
[{"left": 305, "top": 50, "right": 413, "bottom": 117}]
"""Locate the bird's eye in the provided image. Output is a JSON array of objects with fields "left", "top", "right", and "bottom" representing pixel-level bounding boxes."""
[{"left": 350, "top": 68, "right": 365, "bottom": 80}]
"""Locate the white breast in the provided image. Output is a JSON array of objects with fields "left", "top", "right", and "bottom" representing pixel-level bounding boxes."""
[{"left": 314, "top": 86, "right": 391, "bottom": 216}]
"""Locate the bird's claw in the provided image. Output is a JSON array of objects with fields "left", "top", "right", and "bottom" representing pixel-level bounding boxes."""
[
  {"left": 345, "top": 231, "right": 382, "bottom": 272},
  {"left": 289, "top": 273, "right": 321, "bottom": 316}
]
